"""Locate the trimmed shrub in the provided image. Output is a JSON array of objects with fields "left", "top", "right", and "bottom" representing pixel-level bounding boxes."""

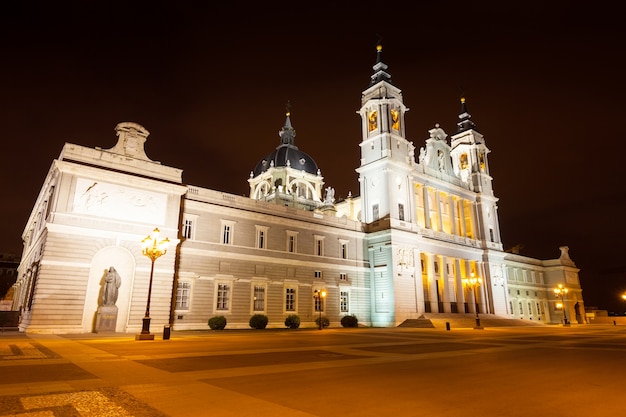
[
  {"left": 249, "top": 314, "right": 269, "bottom": 329},
  {"left": 208, "top": 315, "right": 227, "bottom": 330},
  {"left": 340, "top": 314, "right": 359, "bottom": 328},
  {"left": 284, "top": 314, "right": 301, "bottom": 329},
  {"left": 315, "top": 316, "right": 330, "bottom": 328}
]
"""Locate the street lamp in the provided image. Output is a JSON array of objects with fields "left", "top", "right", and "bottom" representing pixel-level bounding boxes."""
[
  {"left": 137, "top": 227, "right": 169, "bottom": 340},
  {"left": 314, "top": 289, "right": 327, "bottom": 330},
  {"left": 553, "top": 283, "right": 569, "bottom": 326},
  {"left": 463, "top": 273, "right": 483, "bottom": 329}
]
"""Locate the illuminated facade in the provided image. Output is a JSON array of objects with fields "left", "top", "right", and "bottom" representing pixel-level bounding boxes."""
[{"left": 12, "top": 46, "right": 585, "bottom": 333}]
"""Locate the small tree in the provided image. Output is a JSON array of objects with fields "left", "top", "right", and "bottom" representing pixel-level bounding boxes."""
[
  {"left": 249, "top": 314, "right": 269, "bottom": 329},
  {"left": 208, "top": 315, "right": 227, "bottom": 330},
  {"left": 284, "top": 314, "right": 301, "bottom": 329},
  {"left": 340, "top": 314, "right": 359, "bottom": 328}
]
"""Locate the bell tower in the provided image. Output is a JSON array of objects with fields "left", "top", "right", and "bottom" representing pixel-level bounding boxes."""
[
  {"left": 356, "top": 44, "right": 415, "bottom": 224},
  {"left": 450, "top": 98, "right": 502, "bottom": 248}
]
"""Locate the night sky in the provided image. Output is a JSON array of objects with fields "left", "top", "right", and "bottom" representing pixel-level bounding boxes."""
[{"left": 1, "top": 2, "right": 625, "bottom": 311}]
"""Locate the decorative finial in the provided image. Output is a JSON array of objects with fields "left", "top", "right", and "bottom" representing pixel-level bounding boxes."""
[
  {"left": 460, "top": 97, "right": 466, "bottom": 103},
  {"left": 376, "top": 44, "right": 382, "bottom": 52},
  {"left": 285, "top": 100, "right": 291, "bottom": 117}
]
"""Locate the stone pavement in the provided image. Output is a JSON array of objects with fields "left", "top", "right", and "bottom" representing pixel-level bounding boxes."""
[
  {"left": 0, "top": 330, "right": 317, "bottom": 417},
  {"left": 1, "top": 325, "right": 626, "bottom": 417}
]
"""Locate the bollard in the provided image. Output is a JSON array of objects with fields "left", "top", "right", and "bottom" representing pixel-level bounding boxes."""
[
  {"left": 163, "top": 325, "right": 171, "bottom": 340},
  {"left": 445, "top": 322, "right": 450, "bottom": 331}
]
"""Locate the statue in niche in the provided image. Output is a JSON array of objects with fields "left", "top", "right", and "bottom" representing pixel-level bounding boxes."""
[
  {"left": 438, "top": 150, "right": 445, "bottom": 172},
  {"left": 101, "top": 266, "right": 122, "bottom": 306},
  {"left": 418, "top": 147, "right": 425, "bottom": 164},
  {"left": 324, "top": 187, "right": 335, "bottom": 205}
]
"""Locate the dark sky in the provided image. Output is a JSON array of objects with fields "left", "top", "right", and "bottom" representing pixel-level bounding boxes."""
[{"left": 1, "top": 2, "right": 625, "bottom": 311}]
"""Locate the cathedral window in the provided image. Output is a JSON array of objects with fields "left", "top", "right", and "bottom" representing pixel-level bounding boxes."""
[
  {"left": 255, "top": 226, "right": 268, "bottom": 249},
  {"left": 183, "top": 219, "right": 193, "bottom": 239},
  {"left": 285, "top": 287, "right": 297, "bottom": 312},
  {"left": 340, "top": 241, "right": 348, "bottom": 259},
  {"left": 372, "top": 204, "right": 379, "bottom": 221},
  {"left": 398, "top": 203, "right": 405, "bottom": 221},
  {"left": 391, "top": 109, "right": 400, "bottom": 130},
  {"left": 182, "top": 216, "right": 197, "bottom": 239},
  {"left": 460, "top": 153, "right": 468, "bottom": 170},
  {"left": 368, "top": 111, "right": 378, "bottom": 132},
  {"left": 220, "top": 220, "right": 235, "bottom": 245},
  {"left": 45, "top": 186, "right": 55, "bottom": 219},
  {"left": 216, "top": 283, "right": 230, "bottom": 311},
  {"left": 340, "top": 291, "right": 349, "bottom": 312},
  {"left": 314, "top": 235, "right": 325, "bottom": 256},
  {"left": 314, "top": 290, "right": 324, "bottom": 312},
  {"left": 175, "top": 281, "right": 191, "bottom": 310},
  {"left": 314, "top": 271, "right": 322, "bottom": 278},
  {"left": 253, "top": 285, "right": 266, "bottom": 312},
  {"left": 286, "top": 231, "right": 298, "bottom": 253}
]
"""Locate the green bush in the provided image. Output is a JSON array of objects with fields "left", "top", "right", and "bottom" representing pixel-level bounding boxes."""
[
  {"left": 315, "top": 316, "right": 330, "bottom": 328},
  {"left": 284, "top": 314, "right": 301, "bottom": 329},
  {"left": 340, "top": 314, "right": 359, "bottom": 328},
  {"left": 249, "top": 314, "right": 269, "bottom": 329},
  {"left": 208, "top": 315, "right": 227, "bottom": 330}
]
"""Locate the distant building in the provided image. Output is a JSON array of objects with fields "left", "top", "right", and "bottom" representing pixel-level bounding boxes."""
[
  {"left": 12, "top": 45, "right": 585, "bottom": 334},
  {"left": 0, "top": 253, "right": 20, "bottom": 311}
]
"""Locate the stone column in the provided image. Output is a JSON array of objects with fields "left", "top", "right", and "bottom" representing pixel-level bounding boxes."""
[
  {"left": 413, "top": 248, "right": 425, "bottom": 313},
  {"left": 435, "top": 191, "right": 444, "bottom": 232},
  {"left": 423, "top": 187, "right": 431, "bottom": 229},
  {"left": 441, "top": 256, "right": 451, "bottom": 313},
  {"left": 454, "top": 258, "right": 465, "bottom": 313},
  {"left": 458, "top": 199, "right": 467, "bottom": 238},
  {"left": 450, "top": 195, "right": 458, "bottom": 236},
  {"left": 427, "top": 254, "right": 439, "bottom": 313}
]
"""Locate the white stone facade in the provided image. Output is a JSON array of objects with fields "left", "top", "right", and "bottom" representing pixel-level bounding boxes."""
[{"left": 12, "top": 49, "right": 585, "bottom": 334}]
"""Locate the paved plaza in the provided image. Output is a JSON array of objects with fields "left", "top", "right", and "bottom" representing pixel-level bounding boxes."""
[{"left": 1, "top": 324, "right": 626, "bottom": 416}]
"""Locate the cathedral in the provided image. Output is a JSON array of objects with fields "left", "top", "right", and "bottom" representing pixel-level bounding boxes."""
[{"left": 12, "top": 45, "right": 586, "bottom": 334}]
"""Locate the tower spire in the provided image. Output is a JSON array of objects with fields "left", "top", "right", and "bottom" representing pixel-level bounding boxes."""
[
  {"left": 279, "top": 101, "right": 296, "bottom": 146},
  {"left": 457, "top": 97, "right": 477, "bottom": 132},
  {"left": 369, "top": 42, "right": 393, "bottom": 86}
]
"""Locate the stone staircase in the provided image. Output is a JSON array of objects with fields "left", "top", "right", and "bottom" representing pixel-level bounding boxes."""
[{"left": 399, "top": 313, "right": 545, "bottom": 329}]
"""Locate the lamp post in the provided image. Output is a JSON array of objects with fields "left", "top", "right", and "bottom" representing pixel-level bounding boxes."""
[
  {"left": 137, "top": 227, "right": 169, "bottom": 340},
  {"left": 314, "top": 289, "right": 327, "bottom": 330},
  {"left": 553, "top": 284, "right": 569, "bottom": 326},
  {"left": 463, "top": 273, "right": 483, "bottom": 329}
]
